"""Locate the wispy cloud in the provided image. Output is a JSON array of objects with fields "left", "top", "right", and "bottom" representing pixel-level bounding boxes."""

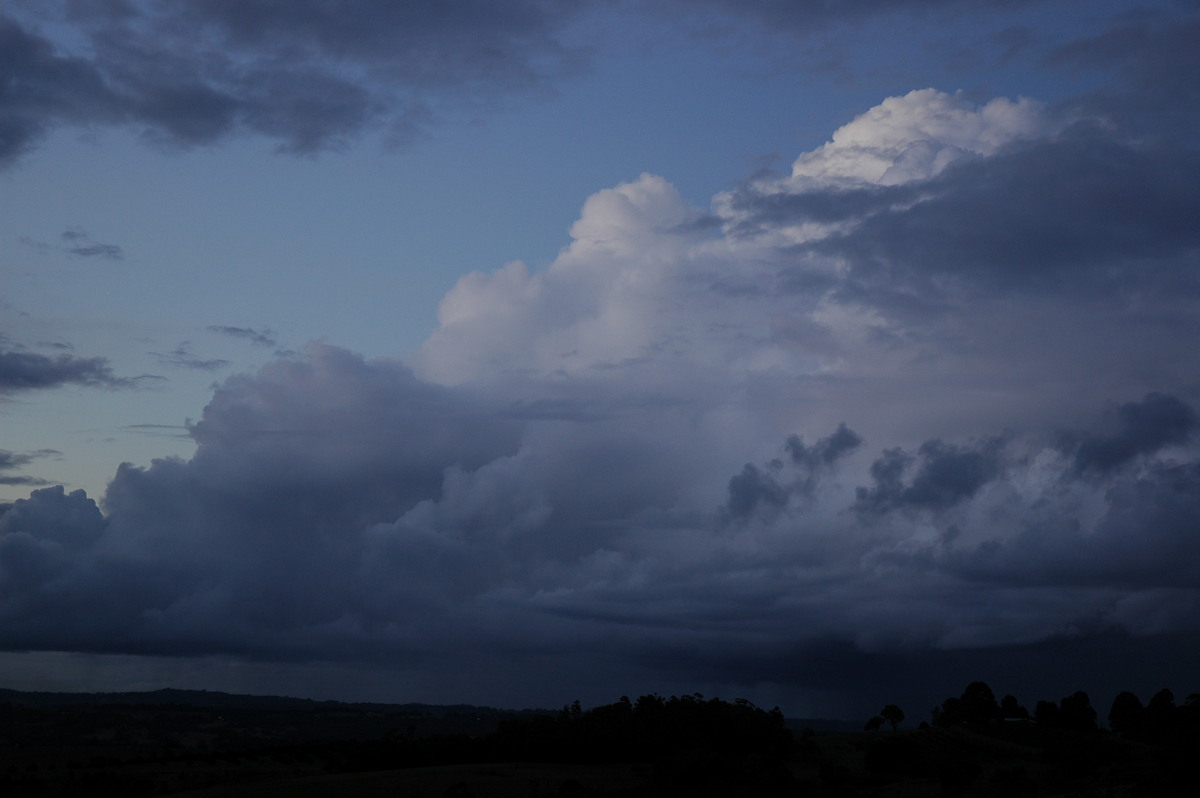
[
  {"left": 149, "top": 343, "right": 230, "bottom": 372},
  {"left": 0, "top": 448, "right": 60, "bottom": 486},
  {"left": 18, "top": 228, "right": 125, "bottom": 261},
  {"left": 0, "top": 348, "right": 126, "bottom": 393},
  {"left": 207, "top": 326, "right": 278, "bottom": 348},
  {"left": 60, "top": 227, "right": 123, "bottom": 261},
  {"left": 120, "top": 424, "right": 193, "bottom": 441}
]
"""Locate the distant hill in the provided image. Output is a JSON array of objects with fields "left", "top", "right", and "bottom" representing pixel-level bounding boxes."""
[
  {"left": 2, "top": 686, "right": 854, "bottom": 729},
  {"left": 0, "top": 686, "right": 845, "bottom": 729},
  {"left": 0, "top": 686, "right": 536, "bottom": 716}
]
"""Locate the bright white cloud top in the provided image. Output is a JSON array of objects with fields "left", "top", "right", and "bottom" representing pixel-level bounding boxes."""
[{"left": 2, "top": 0, "right": 1200, "bottom": 716}]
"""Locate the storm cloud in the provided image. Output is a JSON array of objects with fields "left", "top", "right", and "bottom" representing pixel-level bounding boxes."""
[
  {"left": 3, "top": 1, "right": 1200, "bottom": 716},
  {"left": 1073, "top": 392, "right": 1199, "bottom": 475}
]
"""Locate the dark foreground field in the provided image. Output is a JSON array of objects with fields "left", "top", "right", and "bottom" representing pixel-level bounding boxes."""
[{"left": 1, "top": 687, "right": 1196, "bottom": 796}]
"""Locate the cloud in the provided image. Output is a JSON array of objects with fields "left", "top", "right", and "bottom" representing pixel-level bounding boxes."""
[
  {"left": 726, "top": 424, "right": 862, "bottom": 519},
  {"left": 0, "top": 14, "right": 116, "bottom": 164},
  {"left": 5, "top": 350, "right": 1198, "bottom": 710},
  {"left": 725, "top": 463, "right": 788, "bottom": 519},
  {"left": 207, "top": 326, "right": 278, "bottom": 348},
  {"left": 0, "top": 449, "right": 58, "bottom": 487},
  {"left": 4, "top": 70, "right": 1200, "bottom": 712},
  {"left": 150, "top": 343, "right": 230, "bottom": 372},
  {"left": 855, "top": 436, "right": 1007, "bottom": 515},
  {"left": 1046, "top": 10, "right": 1200, "bottom": 136},
  {"left": 722, "top": 89, "right": 1200, "bottom": 309},
  {"left": 1, "top": 1, "right": 594, "bottom": 167},
  {"left": 121, "top": 424, "right": 192, "bottom": 441},
  {"left": 788, "top": 89, "right": 1052, "bottom": 188},
  {"left": 786, "top": 424, "right": 864, "bottom": 477},
  {"left": 0, "top": 343, "right": 525, "bottom": 657},
  {"left": 60, "top": 227, "right": 123, "bottom": 260},
  {"left": 674, "top": 0, "right": 1046, "bottom": 31},
  {"left": 1072, "top": 392, "right": 1199, "bottom": 475},
  {"left": 0, "top": 347, "right": 125, "bottom": 392},
  {"left": 936, "top": 456, "right": 1200, "bottom": 597}
]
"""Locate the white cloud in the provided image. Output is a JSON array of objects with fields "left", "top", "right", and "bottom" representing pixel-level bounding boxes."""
[{"left": 789, "top": 89, "right": 1051, "bottom": 188}]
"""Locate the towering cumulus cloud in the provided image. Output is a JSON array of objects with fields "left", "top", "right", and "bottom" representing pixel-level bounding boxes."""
[{"left": 3, "top": 79, "right": 1200, "bottom": 713}]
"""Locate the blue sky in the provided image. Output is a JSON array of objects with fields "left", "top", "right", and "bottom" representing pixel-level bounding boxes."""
[{"left": 2, "top": 0, "right": 1200, "bottom": 719}]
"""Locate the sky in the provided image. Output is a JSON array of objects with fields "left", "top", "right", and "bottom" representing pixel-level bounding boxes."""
[{"left": 2, "top": 0, "right": 1200, "bottom": 721}]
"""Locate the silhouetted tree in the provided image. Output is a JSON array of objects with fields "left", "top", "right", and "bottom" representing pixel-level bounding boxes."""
[
  {"left": 1179, "top": 693, "right": 1200, "bottom": 741},
  {"left": 1056, "top": 691, "right": 1097, "bottom": 732},
  {"left": 1108, "top": 691, "right": 1146, "bottom": 739},
  {"left": 880, "top": 704, "right": 905, "bottom": 731},
  {"left": 864, "top": 715, "right": 884, "bottom": 732},
  {"left": 932, "top": 681, "right": 999, "bottom": 726},
  {"left": 490, "top": 692, "right": 793, "bottom": 775},
  {"left": 1034, "top": 699, "right": 1059, "bottom": 727},
  {"left": 999, "top": 694, "right": 1029, "bottom": 720},
  {"left": 961, "top": 681, "right": 999, "bottom": 722},
  {"left": 1145, "top": 688, "right": 1176, "bottom": 741}
]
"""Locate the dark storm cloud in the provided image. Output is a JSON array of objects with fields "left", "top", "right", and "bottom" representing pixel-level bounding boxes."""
[
  {"left": 726, "top": 463, "right": 788, "bottom": 518},
  {"left": 0, "top": 485, "right": 105, "bottom": 548},
  {"left": 727, "top": 181, "right": 916, "bottom": 233},
  {"left": 670, "top": 0, "right": 1050, "bottom": 31},
  {"left": 728, "top": 132, "right": 1200, "bottom": 313},
  {"left": 206, "top": 326, "right": 277, "bottom": 348},
  {"left": 726, "top": 424, "right": 861, "bottom": 519},
  {"left": 1073, "top": 392, "right": 1198, "bottom": 474},
  {"left": 947, "top": 460, "right": 1200, "bottom": 591},
  {"left": 1046, "top": 10, "right": 1200, "bottom": 136},
  {"left": 5, "top": 1, "right": 1200, "bottom": 711},
  {"left": 0, "top": 347, "right": 125, "bottom": 392},
  {"left": 0, "top": 1, "right": 593, "bottom": 166},
  {"left": 1, "top": 341, "right": 1199, "bottom": 715},
  {"left": 716, "top": 7, "right": 1200, "bottom": 325},
  {"left": 0, "top": 344, "right": 523, "bottom": 657},
  {"left": 833, "top": 136, "right": 1200, "bottom": 297},
  {"left": 0, "top": 15, "right": 116, "bottom": 164},
  {"left": 786, "top": 423, "right": 863, "bottom": 471},
  {"left": 853, "top": 400, "right": 1200, "bottom": 597},
  {"left": 856, "top": 436, "right": 1006, "bottom": 515}
]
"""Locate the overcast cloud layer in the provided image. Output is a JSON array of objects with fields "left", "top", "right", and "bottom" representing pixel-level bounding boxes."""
[{"left": 2, "top": 0, "right": 1200, "bottom": 716}]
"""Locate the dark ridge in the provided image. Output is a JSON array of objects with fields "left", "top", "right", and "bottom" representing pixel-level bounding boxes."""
[{"left": 0, "top": 686, "right": 541, "bottom": 716}]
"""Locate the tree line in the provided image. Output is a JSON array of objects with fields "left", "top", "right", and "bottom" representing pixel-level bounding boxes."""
[{"left": 862, "top": 679, "right": 1200, "bottom": 741}]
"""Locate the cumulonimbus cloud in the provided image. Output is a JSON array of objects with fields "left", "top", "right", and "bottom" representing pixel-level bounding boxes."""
[{"left": 4, "top": 70, "right": 1200, "bottom": 710}]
